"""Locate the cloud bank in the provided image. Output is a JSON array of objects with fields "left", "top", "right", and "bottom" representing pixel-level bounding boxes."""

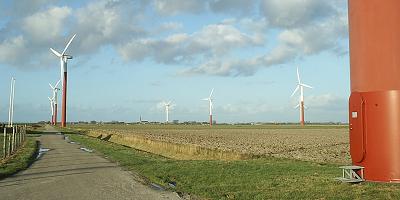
[{"left": 0, "top": 0, "right": 348, "bottom": 76}]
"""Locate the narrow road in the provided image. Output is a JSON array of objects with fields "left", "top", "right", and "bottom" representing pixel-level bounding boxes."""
[{"left": 0, "top": 125, "right": 180, "bottom": 200}]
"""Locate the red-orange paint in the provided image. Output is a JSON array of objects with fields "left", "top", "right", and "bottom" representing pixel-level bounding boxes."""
[
  {"left": 61, "top": 72, "right": 67, "bottom": 128},
  {"left": 349, "top": 0, "right": 400, "bottom": 182}
]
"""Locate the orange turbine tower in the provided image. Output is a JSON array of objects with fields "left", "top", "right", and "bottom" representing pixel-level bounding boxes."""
[{"left": 349, "top": 0, "right": 400, "bottom": 182}]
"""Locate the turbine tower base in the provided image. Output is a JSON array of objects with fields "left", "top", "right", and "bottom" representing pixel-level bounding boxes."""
[{"left": 349, "top": 90, "right": 400, "bottom": 182}]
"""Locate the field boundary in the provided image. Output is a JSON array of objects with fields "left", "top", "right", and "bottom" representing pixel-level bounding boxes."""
[{"left": 83, "top": 131, "right": 255, "bottom": 161}]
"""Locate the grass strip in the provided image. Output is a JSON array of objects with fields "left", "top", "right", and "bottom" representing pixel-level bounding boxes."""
[
  {"left": 68, "top": 134, "right": 400, "bottom": 200},
  {"left": 0, "top": 137, "right": 38, "bottom": 179}
]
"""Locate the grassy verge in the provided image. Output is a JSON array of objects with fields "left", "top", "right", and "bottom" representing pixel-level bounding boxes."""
[
  {"left": 69, "top": 134, "right": 400, "bottom": 199},
  {"left": 0, "top": 137, "right": 38, "bottom": 179}
]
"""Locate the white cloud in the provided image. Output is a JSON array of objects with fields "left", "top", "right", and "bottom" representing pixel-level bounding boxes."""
[
  {"left": 0, "top": 0, "right": 348, "bottom": 77},
  {"left": 152, "top": 0, "right": 259, "bottom": 16},
  {"left": 153, "top": 0, "right": 206, "bottom": 15},
  {"left": 192, "top": 24, "right": 264, "bottom": 54},
  {"left": 159, "top": 22, "right": 183, "bottom": 31},
  {"left": 278, "top": 15, "right": 348, "bottom": 55},
  {"left": 0, "top": 36, "right": 28, "bottom": 65},
  {"left": 260, "top": 0, "right": 336, "bottom": 28},
  {"left": 209, "top": 0, "right": 257, "bottom": 14},
  {"left": 118, "top": 24, "right": 263, "bottom": 64},
  {"left": 73, "top": 0, "right": 146, "bottom": 55},
  {"left": 22, "top": 6, "right": 71, "bottom": 43},
  {"left": 0, "top": 0, "right": 59, "bottom": 18},
  {"left": 306, "top": 94, "right": 347, "bottom": 110},
  {"left": 0, "top": 0, "right": 149, "bottom": 68},
  {"left": 180, "top": 57, "right": 262, "bottom": 76},
  {"left": 219, "top": 103, "right": 240, "bottom": 113},
  {"left": 181, "top": 11, "right": 348, "bottom": 76}
]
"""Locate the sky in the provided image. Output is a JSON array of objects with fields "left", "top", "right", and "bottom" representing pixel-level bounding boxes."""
[{"left": 0, "top": 0, "right": 349, "bottom": 123}]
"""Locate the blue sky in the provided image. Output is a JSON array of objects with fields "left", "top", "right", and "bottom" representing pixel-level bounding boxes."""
[{"left": 0, "top": 0, "right": 349, "bottom": 123}]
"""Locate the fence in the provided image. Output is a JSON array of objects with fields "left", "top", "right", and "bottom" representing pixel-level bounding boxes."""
[{"left": 1, "top": 124, "right": 27, "bottom": 159}]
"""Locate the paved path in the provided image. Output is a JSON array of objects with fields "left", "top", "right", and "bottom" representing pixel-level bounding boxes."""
[{"left": 0, "top": 125, "right": 180, "bottom": 200}]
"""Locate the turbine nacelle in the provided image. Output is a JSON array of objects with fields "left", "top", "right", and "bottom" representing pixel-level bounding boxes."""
[
  {"left": 164, "top": 101, "right": 172, "bottom": 107},
  {"left": 49, "top": 34, "right": 76, "bottom": 74},
  {"left": 64, "top": 55, "right": 73, "bottom": 59},
  {"left": 202, "top": 88, "right": 214, "bottom": 102}
]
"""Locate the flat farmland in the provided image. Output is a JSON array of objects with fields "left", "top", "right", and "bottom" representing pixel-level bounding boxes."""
[{"left": 69, "top": 124, "right": 350, "bottom": 164}]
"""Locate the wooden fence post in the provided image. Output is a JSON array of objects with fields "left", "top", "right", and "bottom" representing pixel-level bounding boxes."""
[
  {"left": 3, "top": 127, "right": 6, "bottom": 158},
  {"left": 17, "top": 126, "right": 20, "bottom": 147},
  {"left": 15, "top": 126, "right": 18, "bottom": 148},
  {"left": 7, "top": 128, "right": 11, "bottom": 157},
  {"left": 11, "top": 127, "right": 15, "bottom": 153},
  {"left": 24, "top": 125, "right": 26, "bottom": 142},
  {"left": 19, "top": 126, "right": 22, "bottom": 145}
]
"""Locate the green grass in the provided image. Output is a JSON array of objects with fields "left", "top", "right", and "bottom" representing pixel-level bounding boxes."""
[
  {"left": 68, "top": 133, "right": 400, "bottom": 200},
  {"left": 0, "top": 137, "right": 38, "bottom": 179}
]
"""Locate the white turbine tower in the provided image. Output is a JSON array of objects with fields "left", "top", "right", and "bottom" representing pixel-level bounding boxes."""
[
  {"left": 50, "top": 34, "right": 76, "bottom": 127},
  {"left": 49, "top": 80, "right": 61, "bottom": 125},
  {"left": 291, "top": 66, "right": 313, "bottom": 126},
  {"left": 48, "top": 97, "right": 54, "bottom": 125},
  {"left": 8, "top": 77, "right": 15, "bottom": 127},
  {"left": 164, "top": 101, "right": 172, "bottom": 123},
  {"left": 202, "top": 88, "right": 214, "bottom": 127}
]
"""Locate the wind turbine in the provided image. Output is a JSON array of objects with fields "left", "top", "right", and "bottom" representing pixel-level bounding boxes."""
[
  {"left": 48, "top": 97, "right": 54, "bottom": 125},
  {"left": 202, "top": 88, "right": 214, "bottom": 127},
  {"left": 291, "top": 66, "right": 313, "bottom": 126},
  {"left": 50, "top": 34, "right": 76, "bottom": 127},
  {"left": 164, "top": 101, "right": 172, "bottom": 123},
  {"left": 49, "top": 80, "right": 61, "bottom": 125}
]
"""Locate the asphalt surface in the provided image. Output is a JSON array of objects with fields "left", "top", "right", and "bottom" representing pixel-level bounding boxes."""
[{"left": 0, "top": 125, "right": 180, "bottom": 200}]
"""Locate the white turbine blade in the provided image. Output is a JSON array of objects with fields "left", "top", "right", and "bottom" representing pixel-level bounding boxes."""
[
  {"left": 301, "top": 83, "right": 313, "bottom": 89},
  {"left": 167, "top": 101, "right": 172, "bottom": 105},
  {"left": 50, "top": 100, "right": 54, "bottom": 115},
  {"left": 50, "top": 48, "right": 62, "bottom": 57},
  {"left": 55, "top": 79, "right": 61, "bottom": 88},
  {"left": 294, "top": 104, "right": 300, "bottom": 109},
  {"left": 297, "top": 66, "right": 301, "bottom": 84},
  {"left": 49, "top": 83, "right": 55, "bottom": 90},
  {"left": 209, "top": 88, "right": 214, "bottom": 98},
  {"left": 202, "top": 98, "right": 209, "bottom": 101},
  {"left": 61, "top": 34, "right": 76, "bottom": 55},
  {"left": 291, "top": 85, "right": 300, "bottom": 97}
]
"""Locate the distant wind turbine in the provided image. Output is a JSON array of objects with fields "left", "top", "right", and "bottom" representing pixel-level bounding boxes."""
[
  {"left": 48, "top": 97, "right": 54, "bottom": 125},
  {"left": 291, "top": 67, "right": 313, "bottom": 126},
  {"left": 164, "top": 101, "right": 172, "bottom": 123},
  {"left": 202, "top": 88, "right": 214, "bottom": 127},
  {"left": 50, "top": 34, "right": 76, "bottom": 127},
  {"left": 49, "top": 80, "right": 61, "bottom": 125}
]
